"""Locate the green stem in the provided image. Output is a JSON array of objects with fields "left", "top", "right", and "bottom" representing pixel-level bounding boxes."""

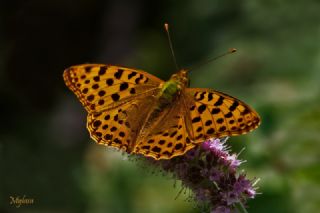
[{"left": 235, "top": 201, "right": 248, "bottom": 213}]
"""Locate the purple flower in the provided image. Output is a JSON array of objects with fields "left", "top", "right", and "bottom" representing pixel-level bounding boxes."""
[
  {"left": 246, "top": 188, "right": 256, "bottom": 198},
  {"left": 226, "top": 154, "right": 243, "bottom": 170},
  {"left": 185, "top": 148, "right": 198, "bottom": 159},
  {"left": 138, "top": 137, "right": 258, "bottom": 212},
  {"left": 209, "top": 167, "right": 221, "bottom": 182},
  {"left": 211, "top": 206, "right": 231, "bottom": 213},
  {"left": 234, "top": 175, "right": 252, "bottom": 194},
  {"left": 202, "top": 138, "right": 226, "bottom": 153},
  {"left": 202, "top": 140, "right": 212, "bottom": 150},
  {"left": 195, "top": 188, "right": 211, "bottom": 201},
  {"left": 221, "top": 191, "right": 239, "bottom": 205}
]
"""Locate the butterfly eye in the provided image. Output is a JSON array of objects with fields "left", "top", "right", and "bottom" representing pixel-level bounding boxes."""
[{"left": 181, "top": 77, "right": 188, "bottom": 86}]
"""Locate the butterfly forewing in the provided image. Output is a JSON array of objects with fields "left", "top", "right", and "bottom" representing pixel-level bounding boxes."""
[
  {"left": 63, "top": 64, "right": 163, "bottom": 113},
  {"left": 186, "top": 88, "right": 260, "bottom": 141}
]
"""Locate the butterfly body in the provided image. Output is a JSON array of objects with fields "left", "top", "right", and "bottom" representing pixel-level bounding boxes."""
[
  {"left": 64, "top": 64, "right": 260, "bottom": 160},
  {"left": 157, "top": 70, "right": 187, "bottom": 103}
]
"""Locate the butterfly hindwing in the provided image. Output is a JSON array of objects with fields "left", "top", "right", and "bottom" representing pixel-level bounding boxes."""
[
  {"left": 186, "top": 88, "right": 261, "bottom": 142},
  {"left": 132, "top": 96, "right": 194, "bottom": 159},
  {"left": 87, "top": 94, "right": 159, "bottom": 152}
]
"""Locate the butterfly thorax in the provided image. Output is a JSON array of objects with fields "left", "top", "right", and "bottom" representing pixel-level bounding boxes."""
[{"left": 158, "top": 69, "right": 189, "bottom": 104}]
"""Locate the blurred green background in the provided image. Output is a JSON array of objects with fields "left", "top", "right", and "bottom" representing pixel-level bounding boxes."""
[{"left": 1, "top": 0, "right": 320, "bottom": 212}]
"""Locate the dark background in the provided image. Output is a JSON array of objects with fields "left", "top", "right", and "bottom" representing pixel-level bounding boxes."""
[{"left": 1, "top": 0, "right": 320, "bottom": 212}]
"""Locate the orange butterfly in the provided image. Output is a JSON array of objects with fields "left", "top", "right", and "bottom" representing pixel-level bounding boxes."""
[{"left": 63, "top": 24, "right": 260, "bottom": 160}]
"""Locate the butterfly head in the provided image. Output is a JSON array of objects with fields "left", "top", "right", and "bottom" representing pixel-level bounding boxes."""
[{"left": 170, "top": 69, "right": 189, "bottom": 88}]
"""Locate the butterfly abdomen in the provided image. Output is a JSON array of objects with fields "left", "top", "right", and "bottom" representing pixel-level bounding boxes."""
[{"left": 134, "top": 80, "right": 181, "bottom": 142}]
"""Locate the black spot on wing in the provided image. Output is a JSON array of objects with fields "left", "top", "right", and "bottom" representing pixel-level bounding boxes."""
[
  {"left": 216, "top": 118, "right": 224, "bottom": 124},
  {"left": 93, "top": 120, "right": 101, "bottom": 128},
  {"left": 120, "top": 82, "right": 129, "bottom": 91},
  {"left": 93, "top": 76, "right": 100, "bottom": 82},
  {"left": 206, "top": 128, "right": 215, "bottom": 134},
  {"left": 128, "top": 71, "right": 137, "bottom": 79},
  {"left": 98, "top": 90, "right": 106, "bottom": 96},
  {"left": 241, "top": 108, "right": 250, "bottom": 116},
  {"left": 135, "top": 74, "right": 144, "bottom": 84},
  {"left": 214, "top": 96, "right": 224, "bottom": 106},
  {"left": 211, "top": 108, "right": 220, "bottom": 114},
  {"left": 225, "top": 112, "right": 233, "bottom": 118},
  {"left": 114, "top": 69, "right": 124, "bottom": 79},
  {"left": 98, "top": 66, "right": 107, "bottom": 75},
  {"left": 195, "top": 92, "right": 205, "bottom": 101},
  {"left": 159, "top": 140, "right": 166, "bottom": 145},
  {"left": 92, "top": 84, "right": 99, "bottom": 89},
  {"left": 85, "top": 66, "right": 92, "bottom": 73},
  {"left": 106, "top": 78, "right": 114, "bottom": 86},
  {"left": 87, "top": 95, "right": 94, "bottom": 102},
  {"left": 229, "top": 101, "right": 239, "bottom": 111},
  {"left": 175, "top": 143, "right": 183, "bottom": 150},
  {"left": 170, "top": 131, "right": 178, "bottom": 138},
  {"left": 111, "top": 93, "right": 120, "bottom": 101},
  {"left": 152, "top": 146, "right": 161, "bottom": 153},
  {"left": 198, "top": 104, "right": 207, "bottom": 114},
  {"left": 130, "top": 88, "right": 136, "bottom": 94},
  {"left": 192, "top": 117, "right": 201, "bottom": 123},
  {"left": 142, "top": 145, "right": 150, "bottom": 150},
  {"left": 205, "top": 120, "right": 212, "bottom": 126},
  {"left": 104, "top": 134, "right": 112, "bottom": 140}
]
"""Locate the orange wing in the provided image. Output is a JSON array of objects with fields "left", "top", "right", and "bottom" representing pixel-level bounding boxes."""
[
  {"left": 63, "top": 64, "right": 163, "bottom": 113},
  {"left": 86, "top": 95, "right": 158, "bottom": 152},
  {"left": 63, "top": 64, "right": 164, "bottom": 152},
  {"left": 132, "top": 96, "right": 193, "bottom": 159},
  {"left": 185, "top": 88, "right": 261, "bottom": 142}
]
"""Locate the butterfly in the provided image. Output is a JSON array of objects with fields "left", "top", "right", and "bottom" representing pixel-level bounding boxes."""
[{"left": 63, "top": 63, "right": 261, "bottom": 160}]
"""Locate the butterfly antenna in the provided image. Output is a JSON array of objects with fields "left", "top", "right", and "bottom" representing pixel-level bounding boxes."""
[
  {"left": 164, "top": 23, "right": 179, "bottom": 70},
  {"left": 187, "top": 48, "right": 237, "bottom": 72}
]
